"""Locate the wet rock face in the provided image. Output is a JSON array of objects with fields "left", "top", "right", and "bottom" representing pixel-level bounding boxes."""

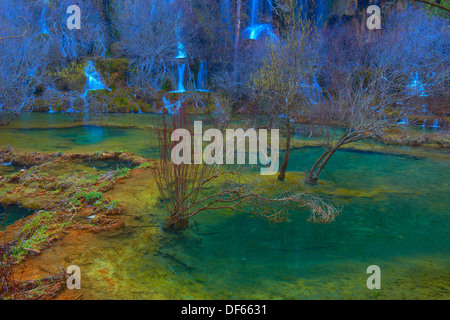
[
  {"left": 330, "top": 0, "right": 387, "bottom": 18},
  {"left": 325, "top": 0, "right": 390, "bottom": 29},
  {"left": 332, "top": 0, "right": 358, "bottom": 16}
]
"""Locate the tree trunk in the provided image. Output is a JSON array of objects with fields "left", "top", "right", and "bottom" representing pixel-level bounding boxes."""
[
  {"left": 163, "top": 215, "right": 189, "bottom": 233},
  {"left": 304, "top": 148, "right": 329, "bottom": 184},
  {"left": 304, "top": 149, "right": 329, "bottom": 184},
  {"left": 304, "top": 135, "right": 349, "bottom": 184},
  {"left": 278, "top": 120, "right": 291, "bottom": 181},
  {"left": 311, "top": 147, "right": 339, "bottom": 181}
]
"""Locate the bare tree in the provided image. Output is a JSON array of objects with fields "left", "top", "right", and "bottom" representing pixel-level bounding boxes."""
[
  {"left": 252, "top": 5, "right": 321, "bottom": 181},
  {"left": 0, "top": 0, "right": 51, "bottom": 126},
  {"left": 0, "top": 17, "right": 29, "bottom": 41},
  {"left": 151, "top": 112, "right": 340, "bottom": 232},
  {"left": 113, "top": 0, "right": 195, "bottom": 98},
  {"left": 48, "top": 0, "right": 108, "bottom": 60},
  {"left": 304, "top": 7, "right": 450, "bottom": 183}
]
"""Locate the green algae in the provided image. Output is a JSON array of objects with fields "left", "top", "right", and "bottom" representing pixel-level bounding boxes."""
[
  {"left": 44, "top": 146, "right": 448, "bottom": 300},
  {"left": 0, "top": 114, "right": 448, "bottom": 300}
]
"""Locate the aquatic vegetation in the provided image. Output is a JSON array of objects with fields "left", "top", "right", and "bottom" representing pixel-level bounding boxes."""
[
  {"left": 11, "top": 211, "right": 71, "bottom": 261},
  {"left": 76, "top": 191, "right": 103, "bottom": 205},
  {"left": 0, "top": 242, "right": 67, "bottom": 300},
  {"left": 0, "top": 149, "right": 145, "bottom": 269},
  {"left": 150, "top": 114, "right": 340, "bottom": 232}
]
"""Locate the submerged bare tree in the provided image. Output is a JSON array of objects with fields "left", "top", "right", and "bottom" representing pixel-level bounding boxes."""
[
  {"left": 151, "top": 113, "right": 341, "bottom": 232},
  {"left": 0, "top": 0, "right": 51, "bottom": 127}
]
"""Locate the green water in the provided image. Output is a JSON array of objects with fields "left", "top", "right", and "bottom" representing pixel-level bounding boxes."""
[
  {"left": 0, "top": 113, "right": 157, "bottom": 156},
  {"left": 0, "top": 113, "right": 449, "bottom": 299},
  {"left": 172, "top": 148, "right": 449, "bottom": 299},
  {"left": 0, "top": 205, "right": 35, "bottom": 230}
]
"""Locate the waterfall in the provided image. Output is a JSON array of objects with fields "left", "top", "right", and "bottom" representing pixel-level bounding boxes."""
[
  {"left": 245, "top": 0, "right": 276, "bottom": 40},
  {"left": 83, "top": 61, "right": 109, "bottom": 98},
  {"left": 197, "top": 60, "right": 208, "bottom": 92},
  {"left": 175, "top": 42, "right": 187, "bottom": 59},
  {"left": 250, "top": 0, "right": 258, "bottom": 26},
  {"left": 431, "top": 119, "right": 440, "bottom": 128},
  {"left": 173, "top": 3, "right": 187, "bottom": 59},
  {"left": 163, "top": 96, "right": 171, "bottom": 110},
  {"left": 39, "top": 2, "right": 49, "bottom": 34},
  {"left": 163, "top": 96, "right": 181, "bottom": 114},
  {"left": 176, "top": 63, "right": 186, "bottom": 93},
  {"left": 309, "top": 75, "right": 323, "bottom": 104},
  {"left": 221, "top": 0, "right": 231, "bottom": 25},
  {"left": 408, "top": 72, "right": 427, "bottom": 97}
]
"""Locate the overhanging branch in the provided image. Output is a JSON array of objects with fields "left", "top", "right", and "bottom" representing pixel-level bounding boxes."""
[{"left": 413, "top": 0, "right": 450, "bottom": 14}]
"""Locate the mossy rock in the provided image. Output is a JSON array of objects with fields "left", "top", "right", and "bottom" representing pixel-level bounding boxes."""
[
  {"left": 96, "top": 58, "right": 129, "bottom": 89},
  {"left": 49, "top": 60, "right": 86, "bottom": 92},
  {"left": 161, "top": 78, "right": 174, "bottom": 91}
]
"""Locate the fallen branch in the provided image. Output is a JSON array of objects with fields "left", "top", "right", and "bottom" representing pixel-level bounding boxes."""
[{"left": 23, "top": 248, "right": 41, "bottom": 254}]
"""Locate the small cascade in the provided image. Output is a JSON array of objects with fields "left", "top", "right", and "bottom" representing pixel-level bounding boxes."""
[
  {"left": 408, "top": 72, "right": 427, "bottom": 97},
  {"left": 175, "top": 42, "right": 187, "bottom": 59},
  {"left": 28, "top": 67, "right": 37, "bottom": 77},
  {"left": 250, "top": 0, "right": 258, "bottom": 26},
  {"left": 163, "top": 96, "right": 171, "bottom": 110},
  {"left": 245, "top": 0, "right": 277, "bottom": 40},
  {"left": 308, "top": 75, "right": 323, "bottom": 104},
  {"left": 163, "top": 96, "right": 182, "bottom": 115},
  {"left": 83, "top": 61, "right": 109, "bottom": 98},
  {"left": 41, "top": 85, "right": 60, "bottom": 113},
  {"left": 431, "top": 119, "right": 440, "bottom": 128},
  {"left": 397, "top": 118, "right": 409, "bottom": 125},
  {"left": 61, "top": 45, "right": 67, "bottom": 57},
  {"left": 18, "top": 96, "right": 33, "bottom": 113},
  {"left": 221, "top": 0, "right": 231, "bottom": 25},
  {"left": 173, "top": 62, "right": 186, "bottom": 93},
  {"left": 39, "top": 1, "right": 49, "bottom": 34},
  {"left": 197, "top": 60, "right": 208, "bottom": 92}
]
